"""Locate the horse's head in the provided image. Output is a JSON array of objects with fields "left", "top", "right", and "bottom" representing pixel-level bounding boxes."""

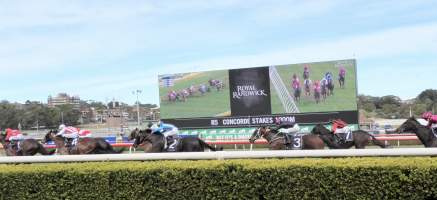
[
  {"left": 43, "top": 130, "right": 56, "bottom": 144},
  {"left": 311, "top": 124, "right": 330, "bottom": 135},
  {"left": 128, "top": 128, "right": 140, "bottom": 141},
  {"left": 249, "top": 127, "right": 270, "bottom": 143},
  {"left": 0, "top": 131, "right": 5, "bottom": 142},
  {"left": 397, "top": 117, "right": 420, "bottom": 133},
  {"left": 132, "top": 128, "right": 152, "bottom": 148}
]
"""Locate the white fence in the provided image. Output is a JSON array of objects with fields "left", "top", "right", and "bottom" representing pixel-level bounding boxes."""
[
  {"left": 0, "top": 148, "right": 436, "bottom": 163},
  {"left": 269, "top": 65, "right": 299, "bottom": 113}
]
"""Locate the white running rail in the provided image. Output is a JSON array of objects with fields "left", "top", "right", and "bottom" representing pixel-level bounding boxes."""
[
  {"left": 0, "top": 148, "right": 436, "bottom": 163},
  {"left": 269, "top": 66, "right": 299, "bottom": 113}
]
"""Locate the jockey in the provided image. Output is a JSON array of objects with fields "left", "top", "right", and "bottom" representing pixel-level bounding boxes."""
[
  {"left": 325, "top": 72, "right": 333, "bottom": 82},
  {"left": 304, "top": 79, "right": 312, "bottom": 90},
  {"left": 422, "top": 112, "right": 437, "bottom": 133},
  {"left": 339, "top": 66, "right": 346, "bottom": 78},
  {"left": 4, "top": 128, "right": 25, "bottom": 150},
  {"left": 151, "top": 121, "right": 179, "bottom": 150},
  {"left": 169, "top": 90, "right": 176, "bottom": 96},
  {"left": 331, "top": 119, "right": 351, "bottom": 142},
  {"left": 56, "top": 124, "right": 79, "bottom": 147},
  {"left": 303, "top": 64, "right": 310, "bottom": 79},
  {"left": 313, "top": 81, "right": 321, "bottom": 93},
  {"left": 275, "top": 118, "right": 300, "bottom": 146},
  {"left": 292, "top": 74, "right": 300, "bottom": 90},
  {"left": 320, "top": 77, "right": 328, "bottom": 88}
]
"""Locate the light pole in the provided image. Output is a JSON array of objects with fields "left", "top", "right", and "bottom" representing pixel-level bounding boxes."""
[{"left": 133, "top": 90, "right": 142, "bottom": 127}]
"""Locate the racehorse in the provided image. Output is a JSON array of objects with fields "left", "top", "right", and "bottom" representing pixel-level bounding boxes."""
[
  {"left": 326, "top": 78, "right": 335, "bottom": 96},
  {"left": 208, "top": 79, "right": 225, "bottom": 91},
  {"left": 198, "top": 84, "right": 209, "bottom": 95},
  {"left": 177, "top": 90, "right": 189, "bottom": 102},
  {"left": 168, "top": 92, "right": 177, "bottom": 102},
  {"left": 187, "top": 85, "right": 197, "bottom": 96},
  {"left": 208, "top": 79, "right": 216, "bottom": 87},
  {"left": 0, "top": 133, "right": 54, "bottom": 156},
  {"left": 304, "top": 79, "right": 311, "bottom": 96},
  {"left": 248, "top": 126, "right": 325, "bottom": 150},
  {"left": 292, "top": 76, "right": 301, "bottom": 102},
  {"left": 129, "top": 128, "right": 221, "bottom": 152},
  {"left": 314, "top": 87, "right": 321, "bottom": 104},
  {"left": 293, "top": 87, "right": 301, "bottom": 102},
  {"left": 397, "top": 117, "right": 437, "bottom": 147},
  {"left": 338, "top": 74, "right": 345, "bottom": 89},
  {"left": 321, "top": 81, "right": 328, "bottom": 100},
  {"left": 43, "top": 130, "right": 124, "bottom": 154},
  {"left": 311, "top": 124, "right": 388, "bottom": 149}
]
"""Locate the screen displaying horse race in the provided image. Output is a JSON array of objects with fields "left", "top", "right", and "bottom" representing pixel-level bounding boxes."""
[{"left": 159, "top": 59, "right": 358, "bottom": 129}]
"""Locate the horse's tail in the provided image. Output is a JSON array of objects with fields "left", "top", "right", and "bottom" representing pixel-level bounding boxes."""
[
  {"left": 367, "top": 132, "right": 389, "bottom": 148},
  {"left": 198, "top": 139, "right": 222, "bottom": 151}
]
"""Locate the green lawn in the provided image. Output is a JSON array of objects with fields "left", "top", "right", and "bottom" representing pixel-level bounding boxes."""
[
  {"left": 271, "top": 60, "right": 358, "bottom": 113},
  {"left": 160, "top": 70, "right": 230, "bottom": 119}
]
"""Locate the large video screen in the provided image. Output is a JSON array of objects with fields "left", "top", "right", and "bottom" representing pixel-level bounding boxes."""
[{"left": 159, "top": 59, "right": 357, "bottom": 129}]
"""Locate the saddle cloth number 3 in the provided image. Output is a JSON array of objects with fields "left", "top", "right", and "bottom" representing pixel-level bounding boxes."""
[{"left": 293, "top": 137, "right": 302, "bottom": 148}]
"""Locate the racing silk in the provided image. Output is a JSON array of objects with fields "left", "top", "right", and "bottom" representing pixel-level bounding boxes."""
[
  {"left": 155, "top": 123, "right": 177, "bottom": 134},
  {"left": 332, "top": 120, "right": 347, "bottom": 133},
  {"left": 57, "top": 126, "right": 79, "bottom": 136},
  {"left": 426, "top": 115, "right": 437, "bottom": 128},
  {"left": 277, "top": 122, "right": 300, "bottom": 134},
  {"left": 314, "top": 82, "right": 321, "bottom": 93},
  {"left": 325, "top": 72, "right": 333, "bottom": 82},
  {"left": 304, "top": 79, "right": 312, "bottom": 87},
  {"left": 320, "top": 78, "right": 328, "bottom": 87},
  {"left": 292, "top": 78, "right": 300, "bottom": 89},
  {"left": 78, "top": 129, "right": 92, "bottom": 137},
  {"left": 339, "top": 67, "right": 346, "bottom": 77},
  {"left": 277, "top": 122, "right": 296, "bottom": 129},
  {"left": 5, "top": 129, "right": 23, "bottom": 141}
]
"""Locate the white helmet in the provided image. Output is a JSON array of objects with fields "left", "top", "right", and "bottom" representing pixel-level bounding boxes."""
[
  {"left": 150, "top": 124, "right": 159, "bottom": 133},
  {"left": 58, "top": 124, "right": 66, "bottom": 130}
]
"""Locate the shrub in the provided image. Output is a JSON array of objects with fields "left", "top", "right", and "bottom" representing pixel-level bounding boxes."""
[{"left": 0, "top": 157, "right": 437, "bottom": 199}]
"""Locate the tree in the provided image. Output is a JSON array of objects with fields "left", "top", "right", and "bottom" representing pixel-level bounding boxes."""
[
  {"left": 377, "top": 95, "right": 401, "bottom": 108},
  {"left": 0, "top": 101, "right": 22, "bottom": 129},
  {"left": 417, "top": 89, "right": 437, "bottom": 112},
  {"left": 57, "top": 105, "right": 80, "bottom": 126}
]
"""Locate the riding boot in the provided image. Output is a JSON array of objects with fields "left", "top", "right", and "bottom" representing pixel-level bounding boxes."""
[
  {"left": 9, "top": 141, "right": 15, "bottom": 149},
  {"left": 284, "top": 134, "right": 292, "bottom": 150},
  {"left": 163, "top": 136, "right": 168, "bottom": 150}
]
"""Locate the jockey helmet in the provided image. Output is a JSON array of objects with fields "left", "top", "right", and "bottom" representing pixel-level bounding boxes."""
[
  {"left": 58, "top": 124, "right": 66, "bottom": 130},
  {"left": 422, "top": 112, "right": 433, "bottom": 120},
  {"left": 150, "top": 124, "right": 159, "bottom": 133}
]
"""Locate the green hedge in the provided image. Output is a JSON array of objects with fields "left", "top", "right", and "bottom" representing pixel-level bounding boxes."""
[{"left": 1, "top": 157, "right": 437, "bottom": 199}]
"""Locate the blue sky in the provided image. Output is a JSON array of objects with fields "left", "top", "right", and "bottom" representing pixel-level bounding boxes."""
[{"left": 1, "top": 0, "right": 436, "bottom": 105}]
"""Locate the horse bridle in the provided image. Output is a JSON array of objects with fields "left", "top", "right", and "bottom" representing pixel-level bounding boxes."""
[
  {"left": 252, "top": 127, "right": 263, "bottom": 140},
  {"left": 253, "top": 127, "right": 284, "bottom": 144}
]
